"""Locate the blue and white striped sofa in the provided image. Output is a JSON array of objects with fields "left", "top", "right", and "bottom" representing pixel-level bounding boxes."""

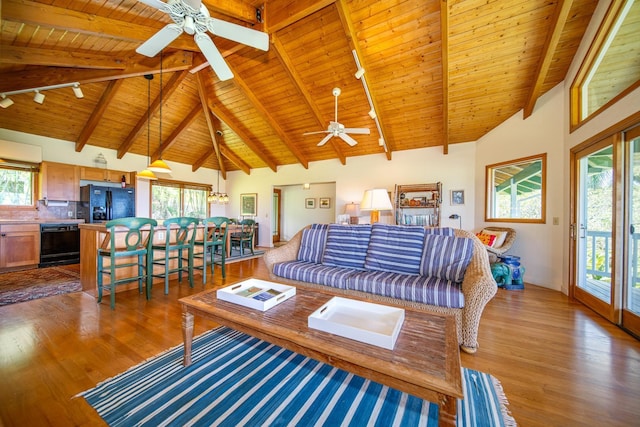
[{"left": 263, "top": 223, "right": 497, "bottom": 354}]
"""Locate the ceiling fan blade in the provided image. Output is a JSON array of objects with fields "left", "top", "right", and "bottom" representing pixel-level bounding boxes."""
[
  {"left": 303, "top": 130, "right": 330, "bottom": 135},
  {"left": 136, "top": 24, "right": 183, "bottom": 57},
  {"left": 317, "top": 134, "right": 333, "bottom": 147},
  {"left": 343, "top": 127, "right": 370, "bottom": 135},
  {"left": 194, "top": 33, "right": 234, "bottom": 81},
  {"left": 339, "top": 133, "right": 359, "bottom": 147},
  {"left": 182, "top": 0, "right": 202, "bottom": 10},
  {"left": 137, "top": 0, "right": 168, "bottom": 10},
  {"left": 208, "top": 18, "right": 269, "bottom": 51}
]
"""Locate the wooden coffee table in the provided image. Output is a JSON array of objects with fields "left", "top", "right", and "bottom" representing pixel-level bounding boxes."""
[{"left": 180, "top": 284, "right": 462, "bottom": 427}]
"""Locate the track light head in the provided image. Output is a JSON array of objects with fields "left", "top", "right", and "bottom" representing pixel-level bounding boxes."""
[
  {"left": 355, "top": 68, "right": 365, "bottom": 79},
  {"left": 72, "top": 84, "right": 84, "bottom": 99},
  {"left": 0, "top": 95, "right": 13, "bottom": 109},
  {"left": 368, "top": 109, "right": 377, "bottom": 119},
  {"left": 33, "top": 90, "right": 45, "bottom": 104}
]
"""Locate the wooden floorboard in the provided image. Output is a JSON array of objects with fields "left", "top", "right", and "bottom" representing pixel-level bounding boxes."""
[{"left": 0, "top": 258, "right": 639, "bottom": 426}]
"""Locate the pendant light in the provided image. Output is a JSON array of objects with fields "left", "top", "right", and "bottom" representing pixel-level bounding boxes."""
[
  {"left": 138, "top": 74, "right": 158, "bottom": 181},
  {"left": 148, "top": 50, "right": 172, "bottom": 174},
  {"left": 207, "top": 170, "right": 229, "bottom": 204}
]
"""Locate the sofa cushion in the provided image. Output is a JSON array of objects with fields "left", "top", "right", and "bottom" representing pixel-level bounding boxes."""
[
  {"left": 425, "top": 227, "right": 455, "bottom": 236},
  {"left": 364, "top": 223, "right": 425, "bottom": 274},
  {"left": 322, "top": 224, "right": 372, "bottom": 270},
  {"left": 272, "top": 261, "right": 355, "bottom": 290},
  {"left": 348, "top": 270, "right": 464, "bottom": 308},
  {"left": 297, "top": 227, "right": 328, "bottom": 263},
  {"left": 420, "top": 234, "right": 474, "bottom": 282}
]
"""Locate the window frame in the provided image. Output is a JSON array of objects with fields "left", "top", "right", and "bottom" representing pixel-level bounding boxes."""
[
  {"left": 570, "top": 0, "right": 640, "bottom": 131},
  {"left": 150, "top": 179, "right": 211, "bottom": 221},
  {"left": 485, "top": 153, "right": 547, "bottom": 224},
  {"left": 0, "top": 161, "right": 39, "bottom": 209}
]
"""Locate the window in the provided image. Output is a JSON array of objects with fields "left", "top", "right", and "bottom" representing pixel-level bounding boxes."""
[
  {"left": 0, "top": 162, "right": 37, "bottom": 206},
  {"left": 485, "top": 153, "right": 547, "bottom": 223},
  {"left": 151, "top": 180, "right": 209, "bottom": 220},
  {"left": 571, "top": 0, "right": 640, "bottom": 128}
]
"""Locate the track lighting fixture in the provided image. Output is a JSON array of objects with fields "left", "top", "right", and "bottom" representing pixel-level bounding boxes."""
[
  {"left": 72, "top": 84, "right": 84, "bottom": 99},
  {"left": 0, "top": 95, "right": 13, "bottom": 109},
  {"left": 355, "top": 68, "right": 365, "bottom": 79},
  {"left": 33, "top": 90, "right": 45, "bottom": 104}
]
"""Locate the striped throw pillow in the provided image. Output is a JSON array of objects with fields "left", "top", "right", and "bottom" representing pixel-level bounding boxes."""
[
  {"left": 297, "top": 227, "right": 327, "bottom": 263},
  {"left": 420, "top": 234, "right": 474, "bottom": 282},
  {"left": 322, "top": 224, "right": 372, "bottom": 270},
  {"left": 425, "top": 227, "right": 455, "bottom": 236},
  {"left": 364, "top": 223, "right": 425, "bottom": 274}
]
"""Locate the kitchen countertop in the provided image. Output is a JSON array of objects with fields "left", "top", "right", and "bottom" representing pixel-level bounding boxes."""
[{"left": 0, "top": 219, "right": 85, "bottom": 225}]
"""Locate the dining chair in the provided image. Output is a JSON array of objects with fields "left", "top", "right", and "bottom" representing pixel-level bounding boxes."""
[
  {"left": 230, "top": 218, "right": 255, "bottom": 256},
  {"left": 151, "top": 217, "right": 199, "bottom": 294},
  {"left": 193, "top": 216, "right": 229, "bottom": 283},
  {"left": 96, "top": 217, "right": 157, "bottom": 309}
]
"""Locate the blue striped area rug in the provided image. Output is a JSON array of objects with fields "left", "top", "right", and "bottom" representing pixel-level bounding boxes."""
[{"left": 80, "top": 327, "right": 516, "bottom": 426}]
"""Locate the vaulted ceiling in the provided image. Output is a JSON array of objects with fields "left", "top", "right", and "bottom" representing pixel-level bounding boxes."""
[{"left": 0, "top": 0, "right": 599, "bottom": 178}]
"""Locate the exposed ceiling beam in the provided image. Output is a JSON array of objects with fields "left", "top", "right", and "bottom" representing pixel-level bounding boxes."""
[
  {"left": 219, "top": 144, "right": 251, "bottom": 175},
  {"left": 210, "top": 115, "right": 228, "bottom": 179},
  {"left": 267, "top": 0, "right": 336, "bottom": 33},
  {"left": 203, "top": 0, "right": 262, "bottom": 24},
  {"left": 75, "top": 80, "right": 124, "bottom": 152},
  {"left": 151, "top": 104, "right": 202, "bottom": 161},
  {"left": 3, "top": 0, "right": 197, "bottom": 51},
  {"left": 0, "top": 46, "right": 127, "bottom": 70},
  {"left": 335, "top": 0, "right": 392, "bottom": 160},
  {"left": 524, "top": 0, "right": 574, "bottom": 118},
  {"left": 440, "top": 0, "right": 450, "bottom": 155},
  {"left": 271, "top": 34, "right": 346, "bottom": 165},
  {"left": 117, "top": 70, "right": 190, "bottom": 159},
  {"left": 230, "top": 69, "right": 310, "bottom": 169},
  {"left": 196, "top": 72, "right": 226, "bottom": 175},
  {"left": 0, "top": 50, "right": 193, "bottom": 93},
  {"left": 207, "top": 101, "right": 278, "bottom": 172}
]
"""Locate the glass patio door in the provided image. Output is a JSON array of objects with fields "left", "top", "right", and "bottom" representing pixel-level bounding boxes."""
[
  {"left": 573, "top": 138, "right": 618, "bottom": 322},
  {"left": 624, "top": 126, "right": 640, "bottom": 336}
]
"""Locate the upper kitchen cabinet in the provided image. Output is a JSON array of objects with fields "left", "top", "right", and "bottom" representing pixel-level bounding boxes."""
[
  {"left": 80, "top": 167, "right": 133, "bottom": 186},
  {"left": 39, "top": 161, "right": 79, "bottom": 201}
]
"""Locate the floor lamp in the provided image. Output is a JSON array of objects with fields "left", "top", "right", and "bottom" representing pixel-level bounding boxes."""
[{"left": 360, "top": 189, "right": 393, "bottom": 224}]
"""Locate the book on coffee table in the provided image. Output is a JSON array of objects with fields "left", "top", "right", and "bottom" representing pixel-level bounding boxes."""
[{"left": 217, "top": 278, "right": 295, "bottom": 311}]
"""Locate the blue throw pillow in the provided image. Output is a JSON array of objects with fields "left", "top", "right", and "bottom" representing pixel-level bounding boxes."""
[
  {"left": 420, "top": 234, "right": 474, "bottom": 282},
  {"left": 297, "top": 227, "right": 327, "bottom": 263},
  {"left": 364, "top": 223, "right": 425, "bottom": 274},
  {"left": 425, "top": 227, "right": 455, "bottom": 236},
  {"left": 322, "top": 224, "right": 372, "bottom": 270}
]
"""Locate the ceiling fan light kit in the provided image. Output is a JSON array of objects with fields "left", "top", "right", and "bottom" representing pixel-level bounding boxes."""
[{"left": 136, "top": 0, "right": 269, "bottom": 81}]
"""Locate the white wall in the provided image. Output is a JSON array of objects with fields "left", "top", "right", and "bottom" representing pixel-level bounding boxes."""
[
  {"left": 276, "top": 183, "right": 336, "bottom": 240},
  {"left": 474, "top": 83, "right": 565, "bottom": 290}
]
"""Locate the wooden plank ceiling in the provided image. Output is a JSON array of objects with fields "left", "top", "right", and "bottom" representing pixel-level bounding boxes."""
[{"left": 0, "top": 0, "right": 599, "bottom": 176}]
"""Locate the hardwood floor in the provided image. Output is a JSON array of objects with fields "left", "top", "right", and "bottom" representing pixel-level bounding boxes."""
[{"left": 0, "top": 258, "right": 638, "bottom": 426}]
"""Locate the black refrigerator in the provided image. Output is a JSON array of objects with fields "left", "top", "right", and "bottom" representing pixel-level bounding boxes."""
[{"left": 79, "top": 185, "right": 135, "bottom": 223}]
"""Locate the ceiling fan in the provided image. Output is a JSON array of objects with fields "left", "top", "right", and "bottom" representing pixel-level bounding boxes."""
[
  {"left": 304, "top": 88, "right": 370, "bottom": 147},
  {"left": 136, "top": 0, "right": 269, "bottom": 81}
]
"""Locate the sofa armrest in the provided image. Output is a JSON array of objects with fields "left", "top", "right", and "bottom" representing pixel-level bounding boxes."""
[
  {"left": 454, "top": 229, "right": 498, "bottom": 353},
  {"left": 263, "top": 226, "right": 309, "bottom": 276}
]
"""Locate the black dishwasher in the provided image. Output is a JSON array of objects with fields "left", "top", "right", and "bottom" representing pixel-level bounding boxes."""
[{"left": 39, "top": 224, "right": 80, "bottom": 267}]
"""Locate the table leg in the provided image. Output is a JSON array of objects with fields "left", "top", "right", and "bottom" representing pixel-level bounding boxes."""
[
  {"left": 182, "top": 309, "right": 194, "bottom": 366},
  {"left": 438, "top": 394, "right": 457, "bottom": 427}
]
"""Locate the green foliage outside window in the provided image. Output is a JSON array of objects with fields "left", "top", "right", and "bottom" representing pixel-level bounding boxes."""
[
  {"left": 151, "top": 181, "right": 207, "bottom": 220},
  {"left": 0, "top": 167, "right": 34, "bottom": 206}
]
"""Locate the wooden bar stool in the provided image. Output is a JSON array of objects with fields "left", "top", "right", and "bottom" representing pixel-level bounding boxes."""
[
  {"left": 194, "top": 217, "right": 230, "bottom": 283},
  {"left": 97, "top": 217, "right": 157, "bottom": 309},
  {"left": 151, "top": 217, "right": 199, "bottom": 294}
]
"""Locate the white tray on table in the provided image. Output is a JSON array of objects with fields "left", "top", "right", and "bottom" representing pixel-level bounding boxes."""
[
  {"left": 216, "top": 278, "right": 296, "bottom": 311},
  {"left": 308, "top": 297, "right": 405, "bottom": 350}
]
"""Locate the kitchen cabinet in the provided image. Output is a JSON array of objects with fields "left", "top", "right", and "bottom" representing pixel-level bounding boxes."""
[
  {"left": 0, "top": 224, "right": 40, "bottom": 270},
  {"left": 39, "top": 161, "right": 79, "bottom": 201},
  {"left": 394, "top": 183, "right": 442, "bottom": 227},
  {"left": 80, "top": 167, "right": 132, "bottom": 185}
]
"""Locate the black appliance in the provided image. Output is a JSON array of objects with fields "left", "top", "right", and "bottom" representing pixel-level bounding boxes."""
[
  {"left": 39, "top": 223, "right": 80, "bottom": 267},
  {"left": 79, "top": 185, "right": 135, "bottom": 223}
]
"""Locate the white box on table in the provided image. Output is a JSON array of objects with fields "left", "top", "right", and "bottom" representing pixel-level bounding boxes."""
[
  {"left": 216, "top": 278, "right": 296, "bottom": 311},
  {"left": 308, "top": 297, "right": 405, "bottom": 350}
]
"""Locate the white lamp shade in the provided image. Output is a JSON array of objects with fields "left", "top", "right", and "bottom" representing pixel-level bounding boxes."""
[{"left": 360, "top": 189, "right": 392, "bottom": 211}]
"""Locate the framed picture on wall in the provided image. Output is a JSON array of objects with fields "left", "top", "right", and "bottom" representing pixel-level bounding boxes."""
[
  {"left": 305, "top": 198, "right": 316, "bottom": 209},
  {"left": 451, "top": 190, "right": 465, "bottom": 206},
  {"left": 240, "top": 193, "right": 257, "bottom": 216},
  {"left": 319, "top": 197, "right": 331, "bottom": 208}
]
